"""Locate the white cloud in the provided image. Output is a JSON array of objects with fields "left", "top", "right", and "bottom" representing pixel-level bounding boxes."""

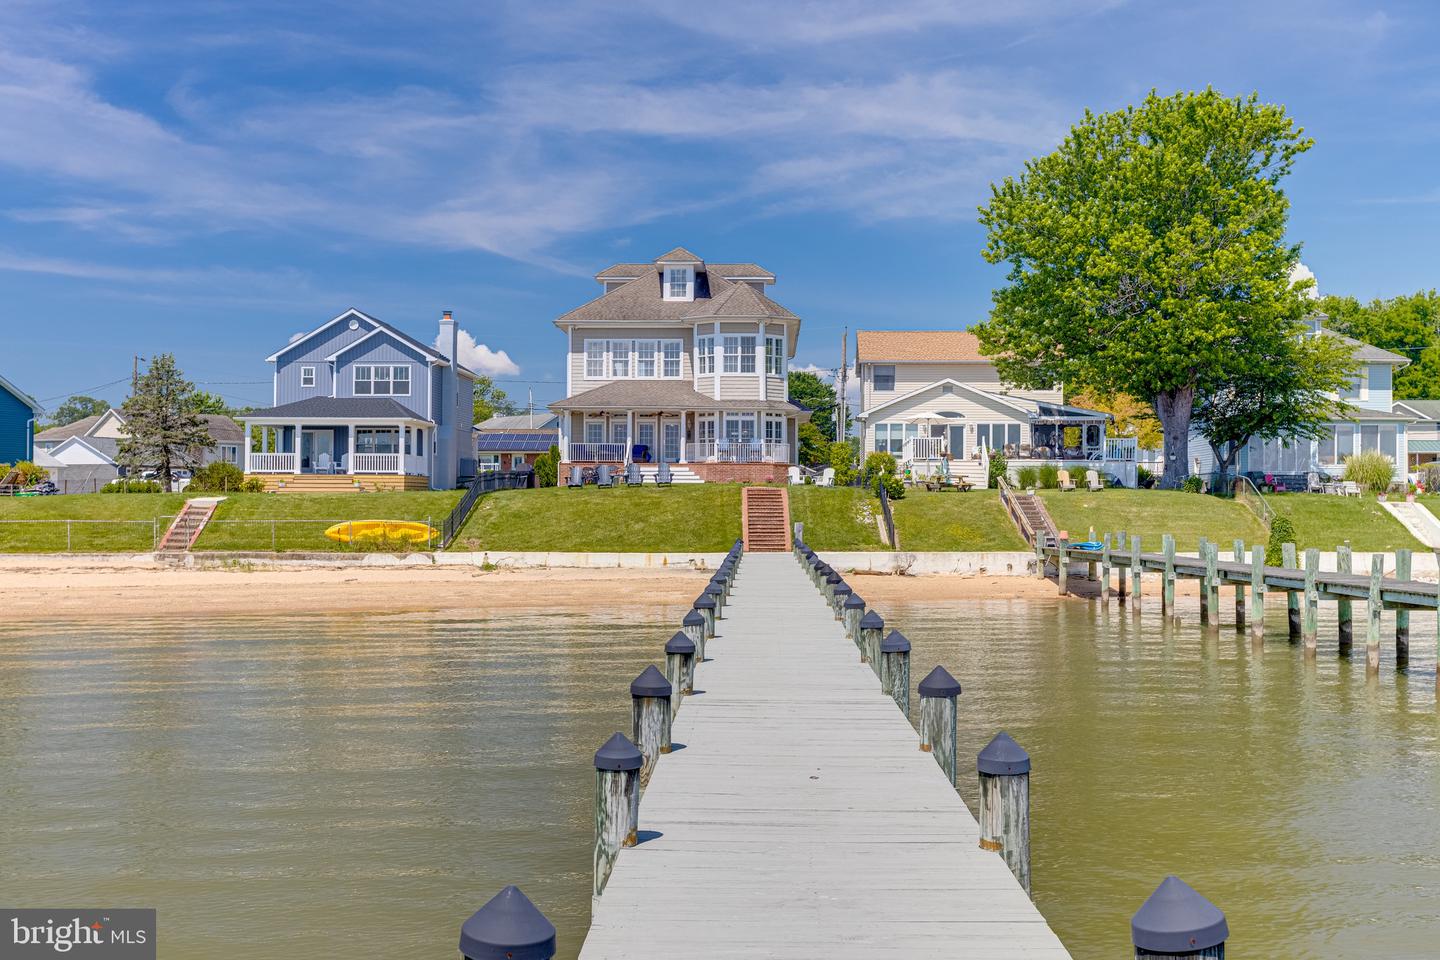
[
  {"left": 439, "top": 328, "right": 520, "bottom": 377},
  {"left": 789, "top": 362, "right": 836, "bottom": 379},
  {"left": 1290, "top": 261, "right": 1319, "bottom": 299},
  {"left": 288, "top": 331, "right": 306, "bottom": 343}
]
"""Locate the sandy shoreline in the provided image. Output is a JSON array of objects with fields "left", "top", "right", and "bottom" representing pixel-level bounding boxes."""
[{"left": 0, "top": 555, "right": 1103, "bottom": 619}]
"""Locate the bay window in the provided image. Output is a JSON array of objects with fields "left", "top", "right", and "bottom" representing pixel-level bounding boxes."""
[{"left": 697, "top": 336, "right": 715, "bottom": 375}]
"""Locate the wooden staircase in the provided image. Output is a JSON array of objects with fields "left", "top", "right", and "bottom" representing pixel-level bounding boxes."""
[
  {"left": 1005, "top": 486, "right": 1060, "bottom": 547},
  {"left": 741, "top": 486, "right": 791, "bottom": 552},
  {"left": 157, "top": 499, "right": 221, "bottom": 555}
]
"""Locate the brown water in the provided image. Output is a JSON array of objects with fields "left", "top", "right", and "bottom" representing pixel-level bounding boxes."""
[{"left": 2, "top": 594, "right": 1438, "bottom": 958}]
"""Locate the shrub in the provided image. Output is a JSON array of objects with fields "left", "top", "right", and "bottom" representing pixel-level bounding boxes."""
[
  {"left": 240, "top": 478, "right": 266, "bottom": 493},
  {"left": 873, "top": 473, "right": 904, "bottom": 501},
  {"left": 987, "top": 451, "right": 1008, "bottom": 487},
  {"left": 1037, "top": 463, "right": 1060, "bottom": 489},
  {"left": 1016, "top": 465, "right": 1040, "bottom": 488},
  {"left": 862, "top": 451, "right": 897, "bottom": 484},
  {"left": 1422, "top": 463, "right": 1440, "bottom": 494},
  {"left": 1181, "top": 474, "right": 1203, "bottom": 494},
  {"left": 1136, "top": 465, "right": 1156, "bottom": 489},
  {"left": 12, "top": 460, "right": 47, "bottom": 486},
  {"left": 533, "top": 445, "right": 559, "bottom": 488},
  {"left": 190, "top": 461, "right": 246, "bottom": 492},
  {"left": 1343, "top": 450, "right": 1395, "bottom": 494},
  {"left": 834, "top": 467, "right": 858, "bottom": 486},
  {"left": 101, "top": 479, "right": 163, "bottom": 493},
  {"left": 1266, "top": 515, "right": 1297, "bottom": 565}
]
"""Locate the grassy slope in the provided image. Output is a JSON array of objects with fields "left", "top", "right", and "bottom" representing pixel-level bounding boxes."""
[
  {"left": 1038, "top": 489, "right": 1267, "bottom": 552},
  {"left": 1266, "top": 493, "right": 1422, "bottom": 552},
  {"left": 890, "top": 490, "right": 1027, "bottom": 551},
  {"left": 788, "top": 486, "right": 885, "bottom": 550},
  {"left": 0, "top": 492, "right": 192, "bottom": 552}
]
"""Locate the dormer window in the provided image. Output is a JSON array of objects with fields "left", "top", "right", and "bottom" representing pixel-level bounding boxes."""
[{"left": 664, "top": 267, "right": 694, "bottom": 301}]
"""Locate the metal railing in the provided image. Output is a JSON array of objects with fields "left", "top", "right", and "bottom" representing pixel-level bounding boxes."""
[
  {"left": 1229, "top": 473, "right": 1276, "bottom": 526},
  {"left": 566, "top": 442, "right": 626, "bottom": 462},
  {"left": 0, "top": 518, "right": 159, "bottom": 552},
  {"left": 440, "top": 469, "right": 532, "bottom": 549},
  {"left": 685, "top": 440, "right": 790, "bottom": 463}
]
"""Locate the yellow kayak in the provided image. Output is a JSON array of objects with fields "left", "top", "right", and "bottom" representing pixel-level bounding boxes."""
[{"left": 325, "top": 520, "right": 438, "bottom": 544}]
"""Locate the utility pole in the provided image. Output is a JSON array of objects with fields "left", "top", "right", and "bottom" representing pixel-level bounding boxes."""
[
  {"left": 132, "top": 355, "right": 140, "bottom": 393},
  {"left": 837, "top": 329, "right": 848, "bottom": 443}
]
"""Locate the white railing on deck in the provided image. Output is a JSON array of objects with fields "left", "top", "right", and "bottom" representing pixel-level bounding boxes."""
[
  {"left": 352, "top": 453, "right": 400, "bottom": 474},
  {"left": 686, "top": 441, "right": 790, "bottom": 463},
  {"left": 248, "top": 452, "right": 298, "bottom": 473},
  {"left": 1104, "top": 437, "right": 1139, "bottom": 461},
  {"left": 902, "top": 436, "right": 943, "bottom": 461},
  {"left": 567, "top": 442, "right": 626, "bottom": 462}
]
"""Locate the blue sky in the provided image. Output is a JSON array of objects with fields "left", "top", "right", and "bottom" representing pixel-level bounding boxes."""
[{"left": 3, "top": 0, "right": 1438, "bottom": 414}]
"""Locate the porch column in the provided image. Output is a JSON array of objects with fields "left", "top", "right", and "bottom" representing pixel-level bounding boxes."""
[
  {"left": 626, "top": 411, "right": 634, "bottom": 464},
  {"left": 679, "top": 412, "right": 687, "bottom": 464},
  {"left": 347, "top": 424, "right": 357, "bottom": 474},
  {"left": 398, "top": 421, "right": 405, "bottom": 474},
  {"left": 758, "top": 320, "right": 767, "bottom": 401},
  {"left": 558, "top": 413, "right": 569, "bottom": 461},
  {"left": 243, "top": 421, "right": 252, "bottom": 472},
  {"left": 293, "top": 422, "right": 303, "bottom": 473}
]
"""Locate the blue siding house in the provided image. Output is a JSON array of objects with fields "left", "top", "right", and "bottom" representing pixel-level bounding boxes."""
[
  {"left": 240, "top": 309, "right": 477, "bottom": 490},
  {"left": 0, "top": 373, "right": 43, "bottom": 467}
]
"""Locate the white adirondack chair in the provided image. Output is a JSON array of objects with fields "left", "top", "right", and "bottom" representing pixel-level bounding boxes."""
[
  {"left": 816, "top": 467, "right": 836, "bottom": 487},
  {"left": 787, "top": 466, "right": 804, "bottom": 485}
]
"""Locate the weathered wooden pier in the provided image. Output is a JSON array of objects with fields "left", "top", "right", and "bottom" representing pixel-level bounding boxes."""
[{"left": 458, "top": 540, "right": 1231, "bottom": 960}]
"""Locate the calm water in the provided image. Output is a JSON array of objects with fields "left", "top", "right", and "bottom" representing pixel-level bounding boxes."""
[{"left": 2, "top": 594, "right": 1438, "bottom": 958}]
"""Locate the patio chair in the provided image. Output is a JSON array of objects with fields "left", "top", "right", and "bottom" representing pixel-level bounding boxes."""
[
  {"left": 1342, "top": 480, "right": 1361, "bottom": 496},
  {"left": 626, "top": 461, "right": 643, "bottom": 486},
  {"left": 787, "top": 466, "right": 803, "bottom": 485},
  {"left": 316, "top": 452, "right": 332, "bottom": 474},
  {"left": 569, "top": 465, "right": 584, "bottom": 488},
  {"left": 1019, "top": 443, "right": 1032, "bottom": 458},
  {"left": 816, "top": 467, "right": 835, "bottom": 487},
  {"left": 1057, "top": 469, "right": 1076, "bottom": 491},
  {"left": 656, "top": 460, "right": 673, "bottom": 486},
  {"left": 1085, "top": 469, "right": 1103, "bottom": 492}
]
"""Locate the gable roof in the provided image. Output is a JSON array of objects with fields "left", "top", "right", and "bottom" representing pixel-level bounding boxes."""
[
  {"left": 268, "top": 308, "right": 447, "bottom": 365},
  {"left": 35, "top": 413, "right": 106, "bottom": 442},
  {"left": 596, "top": 261, "right": 773, "bottom": 281},
  {"left": 0, "top": 374, "right": 42, "bottom": 414},
  {"left": 35, "top": 410, "right": 238, "bottom": 445},
  {"left": 856, "top": 330, "right": 989, "bottom": 364},
  {"left": 477, "top": 412, "right": 559, "bottom": 431},
  {"left": 856, "top": 377, "right": 1046, "bottom": 421},
  {"left": 681, "top": 280, "right": 799, "bottom": 321},
  {"left": 1328, "top": 331, "right": 1409, "bottom": 365},
  {"left": 47, "top": 435, "right": 118, "bottom": 465},
  {"left": 1395, "top": 399, "right": 1440, "bottom": 420},
  {"left": 655, "top": 246, "right": 703, "bottom": 263},
  {"left": 560, "top": 267, "right": 797, "bottom": 326},
  {"left": 199, "top": 414, "right": 245, "bottom": 444}
]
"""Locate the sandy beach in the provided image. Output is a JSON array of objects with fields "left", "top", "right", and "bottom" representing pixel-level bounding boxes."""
[{"left": 0, "top": 555, "right": 1101, "bottom": 620}]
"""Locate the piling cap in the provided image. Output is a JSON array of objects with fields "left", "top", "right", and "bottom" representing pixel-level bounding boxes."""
[
  {"left": 860, "top": 610, "right": 885, "bottom": 630},
  {"left": 825, "top": 571, "right": 843, "bottom": 585},
  {"left": 918, "top": 665, "right": 962, "bottom": 698},
  {"left": 832, "top": 583, "right": 852, "bottom": 598},
  {"left": 665, "top": 631, "right": 696, "bottom": 655},
  {"left": 459, "top": 885, "right": 557, "bottom": 960},
  {"left": 682, "top": 610, "right": 705, "bottom": 627},
  {"left": 593, "top": 732, "right": 644, "bottom": 772},
  {"left": 1131, "top": 876, "right": 1228, "bottom": 954},
  {"left": 692, "top": 594, "right": 716, "bottom": 609},
  {"left": 880, "top": 629, "right": 910, "bottom": 653},
  {"left": 631, "top": 664, "right": 673, "bottom": 698},
  {"left": 843, "top": 592, "right": 865, "bottom": 609},
  {"left": 977, "top": 731, "right": 1030, "bottom": 775},
  {"left": 704, "top": 582, "right": 725, "bottom": 597}
]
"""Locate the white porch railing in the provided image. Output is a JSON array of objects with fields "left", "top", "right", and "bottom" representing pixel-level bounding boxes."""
[
  {"left": 902, "top": 436, "right": 943, "bottom": 461},
  {"left": 685, "top": 441, "right": 790, "bottom": 463},
  {"left": 567, "top": 442, "right": 627, "bottom": 462},
  {"left": 352, "top": 453, "right": 400, "bottom": 474},
  {"left": 1104, "top": 437, "right": 1139, "bottom": 461},
  {"left": 249, "top": 452, "right": 298, "bottom": 473}
]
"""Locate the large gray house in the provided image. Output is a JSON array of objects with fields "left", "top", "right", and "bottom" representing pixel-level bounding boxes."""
[{"left": 240, "top": 309, "right": 476, "bottom": 491}]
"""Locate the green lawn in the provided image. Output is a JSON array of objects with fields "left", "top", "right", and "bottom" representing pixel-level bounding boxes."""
[
  {"left": 1038, "top": 489, "right": 1267, "bottom": 552},
  {"left": 1266, "top": 493, "right": 1422, "bottom": 552},
  {"left": 0, "top": 492, "right": 191, "bottom": 552},
  {"left": 890, "top": 491, "right": 1027, "bottom": 551},
  {"left": 789, "top": 486, "right": 885, "bottom": 550}
]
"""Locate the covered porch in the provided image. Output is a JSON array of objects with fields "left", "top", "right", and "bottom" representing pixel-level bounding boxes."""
[{"left": 241, "top": 418, "right": 431, "bottom": 479}]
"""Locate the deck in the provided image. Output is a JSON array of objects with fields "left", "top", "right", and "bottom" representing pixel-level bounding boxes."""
[{"left": 578, "top": 553, "right": 1071, "bottom": 959}]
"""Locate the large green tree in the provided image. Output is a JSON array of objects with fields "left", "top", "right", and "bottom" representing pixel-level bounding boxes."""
[
  {"left": 1319, "top": 291, "right": 1440, "bottom": 399},
  {"left": 788, "top": 370, "right": 847, "bottom": 441},
  {"left": 796, "top": 421, "right": 828, "bottom": 467},
  {"left": 975, "top": 89, "right": 1316, "bottom": 488},
  {"left": 47, "top": 395, "right": 110, "bottom": 427},
  {"left": 188, "top": 390, "right": 235, "bottom": 416},
  {"left": 118, "top": 354, "right": 212, "bottom": 492},
  {"left": 473, "top": 375, "right": 520, "bottom": 423}
]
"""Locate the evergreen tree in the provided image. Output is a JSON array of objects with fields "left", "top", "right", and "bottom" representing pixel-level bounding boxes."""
[{"left": 119, "top": 354, "right": 212, "bottom": 492}]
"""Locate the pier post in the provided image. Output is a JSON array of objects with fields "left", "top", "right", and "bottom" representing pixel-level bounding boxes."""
[
  {"left": 1232, "top": 539, "right": 1246, "bottom": 631},
  {"left": 1130, "top": 875, "right": 1228, "bottom": 959},
  {"left": 1202, "top": 540, "right": 1219, "bottom": 628},
  {"left": 460, "top": 885, "right": 557, "bottom": 960},
  {"left": 1336, "top": 542, "right": 1353, "bottom": 656},
  {"left": 880, "top": 630, "right": 911, "bottom": 714},
  {"left": 1395, "top": 548, "right": 1412, "bottom": 669},
  {"left": 592, "top": 734, "right": 642, "bottom": 896},
  {"left": 665, "top": 632, "right": 695, "bottom": 709},
  {"left": 831, "top": 582, "right": 852, "bottom": 621},
  {"left": 1367, "top": 553, "right": 1383, "bottom": 674},
  {"left": 1058, "top": 538, "right": 1069, "bottom": 596},
  {"left": 692, "top": 595, "right": 716, "bottom": 642},
  {"left": 843, "top": 592, "right": 866, "bottom": 643},
  {"left": 1162, "top": 534, "right": 1175, "bottom": 614},
  {"left": 1087, "top": 525, "right": 1097, "bottom": 581},
  {"left": 1249, "top": 546, "right": 1265, "bottom": 645},
  {"left": 1116, "top": 529, "right": 1128, "bottom": 603},
  {"left": 918, "top": 666, "right": 961, "bottom": 787},
  {"left": 1035, "top": 536, "right": 1047, "bottom": 579},
  {"left": 1130, "top": 535, "right": 1142, "bottom": 611},
  {"left": 630, "top": 665, "right": 673, "bottom": 785},
  {"left": 859, "top": 610, "right": 884, "bottom": 668},
  {"left": 977, "top": 732, "right": 1031, "bottom": 896},
  {"left": 704, "top": 580, "right": 725, "bottom": 618},
  {"left": 1303, "top": 547, "right": 1319, "bottom": 655},
  {"left": 682, "top": 609, "right": 706, "bottom": 663},
  {"left": 1282, "top": 542, "right": 1300, "bottom": 641},
  {"left": 824, "top": 570, "right": 843, "bottom": 606},
  {"left": 1101, "top": 534, "right": 1112, "bottom": 607}
]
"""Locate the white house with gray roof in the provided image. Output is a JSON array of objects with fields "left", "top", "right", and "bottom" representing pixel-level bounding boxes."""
[{"left": 550, "top": 247, "right": 808, "bottom": 483}]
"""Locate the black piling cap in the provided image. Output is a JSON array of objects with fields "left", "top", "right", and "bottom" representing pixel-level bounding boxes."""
[
  {"left": 692, "top": 594, "right": 716, "bottom": 609},
  {"left": 843, "top": 592, "right": 865, "bottom": 609},
  {"left": 918, "top": 665, "right": 962, "bottom": 699},
  {"left": 630, "top": 664, "right": 673, "bottom": 698},
  {"left": 880, "top": 629, "right": 910, "bottom": 653},
  {"left": 704, "top": 582, "right": 725, "bottom": 597},
  {"left": 860, "top": 610, "right": 885, "bottom": 630},
  {"left": 682, "top": 610, "right": 705, "bottom": 627},
  {"left": 825, "top": 571, "right": 843, "bottom": 585},
  {"left": 977, "top": 731, "right": 1031, "bottom": 775},
  {"left": 459, "top": 885, "right": 557, "bottom": 960},
  {"left": 665, "top": 631, "right": 696, "bottom": 655},
  {"left": 1131, "top": 876, "right": 1228, "bottom": 954},
  {"left": 832, "top": 583, "right": 852, "bottom": 598},
  {"left": 593, "top": 732, "right": 643, "bottom": 772}
]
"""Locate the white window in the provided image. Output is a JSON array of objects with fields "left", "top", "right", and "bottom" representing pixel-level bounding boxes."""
[
  {"left": 976, "top": 423, "right": 1021, "bottom": 451},
  {"left": 723, "top": 336, "right": 756, "bottom": 374},
  {"left": 300, "top": 365, "right": 316, "bottom": 388},
  {"left": 585, "top": 340, "right": 605, "bottom": 379},
  {"left": 662, "top": 340, "right": 682, "bottom": 378},
  {"left": 478, "top": 454, "right": 501, "bottom": 471},
  {"left": 765, "top": 336, "right": 785, "bottom": 377},
  {"left": 220, "top": 445, "right": 239, "bottom": 464},
  {"left": 764, "top": 416, "right": 785, "bottom": 443},
  {"left": 635, "top": 340, "right": 657, "bottom": 378},
  {"left": 511, "top": 454, "right": 526, "bottom": 469},
  {"left": 875, "top": 421, "right": 916, "bottom": 455},
  {"left": 723, "top": 412, "right": 756, "bottom": 442},
  {"left": 585, "top": 419, "right": 604, "bottom": 444},
  {"left": 353, "top": 365, "right": 410, "bottom": 396},
  {"left": 610, "top": 420, "right": 627, "bottom": 445},
  {"left": 697, "top": 336, "right": 715, "bottom": 375},
  {"left": 873, "top": 365, "right": 896, "bottom": 391},
  {"left": 609, "top": 340, "right": 631, "bottom": 378},
  {"left": 664, "top": 267, "right": 693, "bottom": 300},
  {"left": 739, "top": 336, "right": 757, "bottom": 374}
]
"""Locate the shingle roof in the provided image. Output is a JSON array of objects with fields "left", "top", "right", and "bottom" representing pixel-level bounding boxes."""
[
  {"left": 1336, "top": 404, "right": 1414, "bottom": 422},
  {"left": 595, "top": 261, "right": 773, "bottom": 281},
  {"left": 200, "top": 414, "right": 244, "bottom": 443},
  {"left": 477, "top": 412, "right": 559, "bottom": 431},
  {"left": 1328, "top": 332, "right": 1409, "bottom": 365},
  {"left": 856, "top": 330, "right": 989, "bottom": 364},
  {"left": 238, "top": 397, "right": 429, "bottom": 421},
  {"left": 559, "top": 270, "right": 796, "bottom": 325},
  {"left": 681, "top": 280, "right": 798, "bottom": 321},
  {"left": 655, "top": 246, "right": 703, "bottom": 263},
  {"left": 551, "top": 380, "right": 808, "bottom": 417},
  {"left": 35, "top": 413, "right": 106, "bottom": 442},
  {"left": 1395, "top": 399, "right": 1440, "bottom": 419}
]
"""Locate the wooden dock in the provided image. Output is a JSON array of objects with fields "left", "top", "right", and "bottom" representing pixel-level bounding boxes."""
[{"left": 578, "top": 552, "right": 1072, "bottom": 959}]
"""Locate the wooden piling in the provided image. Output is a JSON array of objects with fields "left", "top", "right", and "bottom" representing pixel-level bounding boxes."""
[
  {"left": 1336, "top": 543, "right": 1353, "bottom": 656},
  {"left": 1117, "top": 530, "right": 1128, "bottom": 602},
  {"left": 682, "top": 609, "right": 706, "bottom": 664},
  {"left": 693, "top": 595, "right": 716, "bottom": 641},
  {"left": 918, "top": 666, "right": 961, "bottom": 787},
  {"left": 880, "top": 630, "right": 911, "bottom": 715},
  {"left": 1232, "top": 538, "right": 1246, "bottom": 631},
  {"left": 1249, "top": 545, "right": 1265, "bottom": 645},
  {"left": 1367, "top": 553, "right": 1383, "bottom": 674},
  {"left": 664, "top": 632, "right": 696, "bottom": 710},
  {"left": 977, "top": 732, "right": 1032, "bottom": 897},
  {"left": 1201, "top": 540, "right": 1219, "bottom": 628},
  {"left": 630, "top": 665, "right": 673, "bottom": 786},
  {"left": 859, "top": 610, "right": 884, "bottom": 671},
  {"left": 1101, "top": 534, "right": 1112, "bottom": 607},
  {"left": 1396, "top": 548, "right": 1412, "bottom": 669},
  {"left": 831, "top": 582, "right": 852, "bottom": 621},
  {"left": 1057, "top": 538, "right": 1069, "bottom": 596},
  {"left": 593, "top": 733, "right": 642, "bottom": 896},
  {"left": 1283, "top": 542, "right": 1301, "bottom": 641},
  {"left": 1162, "top": 534, "right": 1176, "bottom": 613},
  {"left": 1303, "top": 547, "right": 1319, "bottom": 655},
  {"left": 1130, "top": 534, "right": 1142, "bottom": 611},
  {"left": 1086, "top": 526, "right": 1097, "bottom": 581}
]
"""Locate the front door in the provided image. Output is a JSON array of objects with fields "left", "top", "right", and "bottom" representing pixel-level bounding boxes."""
[
  {"left": 302, "top": 430, "right": 334, "bottom": 472},
  {"left": 948, "top": 426, "right": 964, "bottom": 459},
  {"left": 635, "top": 418, "right": 657, "bottom": 462},
  {"left": 662, "top": 418, "right": 681, "bottom": 463}
]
